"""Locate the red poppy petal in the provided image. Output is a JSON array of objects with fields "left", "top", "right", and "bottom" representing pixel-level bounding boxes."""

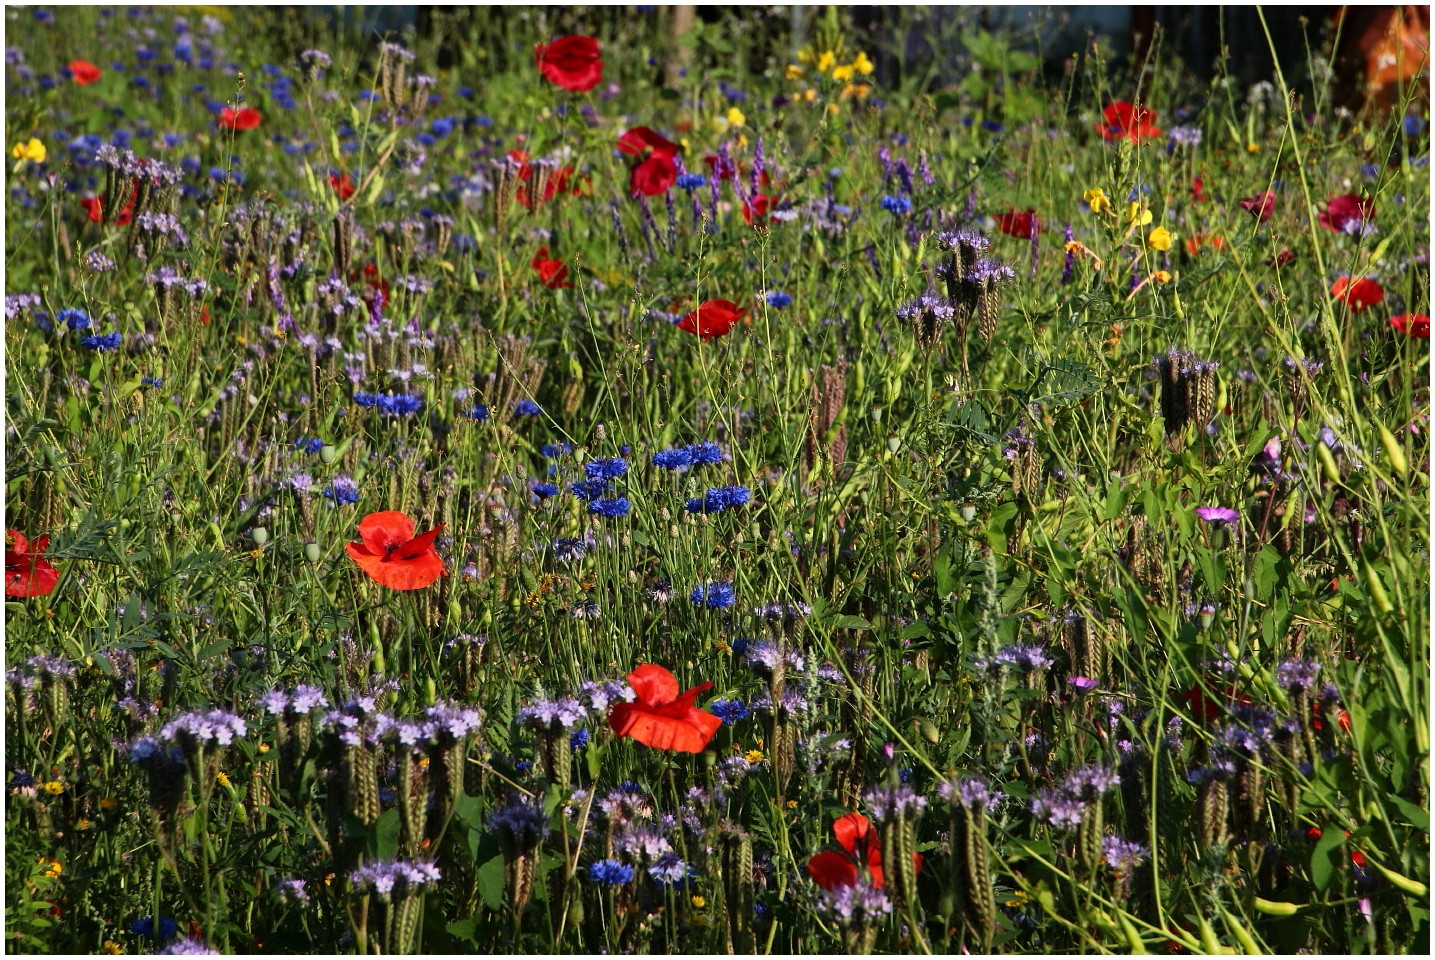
[
  {"left": 807, "top": 851, "right": 859, "bottom": 891},
  {"left": 626, "top": 663, "right": 680, "bottom": 707},
  {"left": 357, "top": 511, "right": 416, "bottom": 555},
  {"left": 833, "top": 812, "right": 873, "bottom": 854},
  {"left": 348, "top": 545, "right": 443, "bottom": 590},
  {"left": 392, "top": 524, "right": 443, "bottom": 561},
  {"left": 608, "top": 703, "right": 719, "bottom": 752}
]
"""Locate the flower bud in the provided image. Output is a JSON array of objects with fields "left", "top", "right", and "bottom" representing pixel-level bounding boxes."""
[
  {"left": 305, "top": 542, "right": 322, "bottom": 564},
  {"left": 250, "top": 526, "right": 268, "bottom": 545},
  {"left": 320, "top": 444, "right": 338, "bottom": 464}
]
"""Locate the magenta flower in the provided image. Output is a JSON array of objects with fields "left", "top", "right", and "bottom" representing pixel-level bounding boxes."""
[{"left": 1196, "top": 506, "right": 1240, "bottom": 525}]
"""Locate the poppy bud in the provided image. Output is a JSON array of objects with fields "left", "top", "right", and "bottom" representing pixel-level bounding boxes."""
[
  {"left": 886, "top": 435, "right": 901, "bottom": 454},
  {"left": 959, "top": 503, "right": 977, "bottom": 523},
  {"left": 320, "top": 444, "right": 337, "bottom": 464},
  {"left": 304, "top": 542, "right": 321, "bottom": 564},
  {"left": 250, "top": 527, "right": 268, "bottom": 546},
  {"left": 920, "top": 719, "right": 940, "bottom": 744}
]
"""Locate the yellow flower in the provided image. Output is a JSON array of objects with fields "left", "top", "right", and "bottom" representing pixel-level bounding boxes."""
[
  {"left": 98, "top": 797, "right": 117, "bottom": 811},
  {"left": 215, "top": 771, "right": 231, "bottom": 788},
  {"left": 797, "top": 48, "right": 814, "bottom": 64},
  {"left": 786, "top": 799, "right": 798, "bottom": 809},
  {"left": 803, "top": 89, "right": 817, "bottom": 102},
  {"left": 76, "top": 818, "right": 94, "bottom": 831},
  {"left": 691, "top": 895, "right": 707, "bottom": 908},
  {"left": 744, "top": 748, "right": 765, "bottom": 763},
  {"left": 39, "top": 857, "right": 62, "bottom": 879},
  {"left": 831, "top": 64, "right": 854, "bottom": 82},
  {"left": 103, "top": 941, "right": 124, "bottom": 954},
  {"left": 42, "top": 781, "right": 64, "bottom": 796},
  {"left": 726, "top": 106, "right": 746, "bottom": 128},
  {"left": 257, "top": 742, "right": 271, "bottom": 754},
  {"left": 1147, "top": 226, "right": 1173, "bottom": 252},
  {"left": 1152, "top": 270, "right": 1172, "bottom": 284},
  {"left": 841, "top": 83, "right": 871, "bottom": 101},
  {"left": 1125, "top": 202, "right": 1152, "bottom": 227},
  {"left": 852, "top": 51, "right": 875, "bottom": 76},
  {"left": 11, "top": 137, "right": 46, "bottom": 164},
  {"left": 816, "top": 50, "right": 836, "bottom": 73},
  {"left": 785, "top": 64, "right": 804, "bottom": 80},
  {"left": 1246, "top": 143, "right": 1260, "bottom": 154},
  {"left": 1083, "top": 187, "right": 1111, "bottom": 214}
]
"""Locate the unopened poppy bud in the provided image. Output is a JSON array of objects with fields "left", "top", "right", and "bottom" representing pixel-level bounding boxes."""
[
  {"left": 425, "top": 677, "right": 437, "bottom": 706},
  {"left": 886, "top": 435, "right": 901, "bottom": 454},
  {"left": 320, "top": 444, "right": 337, "bottom": 464},
  {"left": 920, "top": 719, "right": 940, "bottom": 744},
  {"left": 959, "top": 503, "right": 977, "bottom": 523},
  {"left": 304, "top": 542, "right": 322, "bottom": 564},
  {"left": 251, "top": 526, "right": 269, "bottom": 545}
]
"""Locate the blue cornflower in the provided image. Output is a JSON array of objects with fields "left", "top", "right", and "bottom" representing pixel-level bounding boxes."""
[
  {"left": 880, "top": 194, "right": 912, "bottom": 215},
  {"left": 652, "top": 447, "right": 695, "bottom": 470},
  {"left": 570, "top": 479, "right": 609, "bottom": 501},
  {"left": 353, "top": 391, "right": 379, "bottom": 409},
  {"left": 531, "top": 482, "right": 559, "bottom": 500},
  {"left": 552, "top": 536, "right": 588, "bottom": 563},
  {"left": 766, "top": 291, "right": 792, "bottom": 308},
  {"left": 981, "top": 119, "right": 1004, "bottom": 133},
  {"left": 588, "top": 859, "right": 635, "bottom": 885},
  {"left": 58, "top": 308, "right": 91, "bottom": 330},
  {"left": 323, "top": 475, "right": 360, "bottom": 505},
  {"left": 691, "top": 581, "right": 736, "bottom": 609},
  {"left": 513, "top": 399, "right": 542, "bottom": 416},
  {"left": 687, "top": 441, "right": 723, "bottom": 465},
  {"left": 585, "top": 457, "right": 629, "bottom": 481},
  {"left": 130, "top": 916, "right": 180, "bottom": 941},
  {"left": 570, "top": 727, "right": 591, "bottom": 751},
  {"left": 686, "top": 485, "right": 751, "bottom": 514},
  {"left": 80, "top": 332, "right": 123, "bottom": 352},
  {"left": 676, "top": 173, "right": 706, "bottom": 190},
  {"left": 141, "top": 376, "right": 163, "bottom": 388},
  {"left": 588, "top": 497, "right": 631, "bottom": 518},
  {"left": 469, "top": 403, "right": 489, "bottom": 421},
  {"left": 709, "top": 698, "right": 749, "bottom": 724},
  {"left": 376, "top": 393, "right": 423, "bottom": 417},
  {"left": 541, "top": 442, "right": 572, "bottom": 458},
  {"left": 294, "top": 437, "right": 324, "bottom": 454}
]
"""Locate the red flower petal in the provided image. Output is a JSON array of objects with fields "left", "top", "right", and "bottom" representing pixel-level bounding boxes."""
[
  {"left": 68, "top": 60, "right": 102, "bottom": 85},
  {"left": 608, "top": 664, "right": 721, "bottom": 753},
  {"left": 806, "top": 851, "right": 860, "bottom": 891},
  {"left": 536, "top": 35, "right": 603, "bottom": 93},
  {"left": 676, "top": 300, "right": 747, "bottom": 341}
]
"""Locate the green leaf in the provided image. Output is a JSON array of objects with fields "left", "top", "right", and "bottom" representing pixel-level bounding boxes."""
[
  {"left": 1387, "top": 794, "right": 1431, "bottom": 833},
  {"left": 476, "top": 854, "right": 506, "bottom": 911},
  {"left": 830, "top": 614, "right": 872, "bottom": 631},
  {"left": 365, "top": 809, "right": 400, "bottom": 861},
  {"left": 1311, "top": 827, "right": 1344, "bottom": 891}
]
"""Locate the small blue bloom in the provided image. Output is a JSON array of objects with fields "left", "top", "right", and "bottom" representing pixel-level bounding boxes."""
[
  {"left": 80, "top": 332, "right": 123, "bottom": 352},
  {"left": 570, "top": 727, "right": 592, "bottom": 751},
  {"left": 765, "top": 291, "right": 792, "bottom": 308},
  {"left": 141, "top": 376, "right": 163, "bottom": 388},
  {"left": 676, "top": 173, "right": 707, "bottom": 190},
  {"left": 570, "top": 479, "right": 609, "bottom": 502},
  {"left": 532, "top": 482, "right": 560, "bottom": 500},
  {"left": 469, "top": 403, "right": 489, "bottom": 421},
  {"left": 588, "top": 859, "right": 635, "bottom": 885},
  {"left": 588, "top": 497, "right": 631, "bottom": 518},
  {"left": 58, "top": 308, "right": 91, "bottom": 330},
  {"left": 880, "top": 194, "right": 912, "bottom": 215},
  {"left": 585, "top": 457, "right": 629, "bottom": 481},
  {"left": 687, "top": 441, "right": 723, "bottom": 465},
  {"left": 294, "top": 437, "right": 324, "bottom": 454},
  {"left": 652, "top": 447, "right": 695, "bottom": 470},
  {"left": 691, "top": 581, "right": 736, "bottom": 609},
  {"left": 513, "top": 399, "right": 542, "bottom": 416},
  {"left": 709, "top": 698, "right": 749, "bottom": 724}
]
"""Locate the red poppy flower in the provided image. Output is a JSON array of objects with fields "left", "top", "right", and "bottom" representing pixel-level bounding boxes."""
[
  {"left": 68, "top": 60, "right": 102, "bottom": 86},
  {"left": 1096, "top": 101, "right": 1162, "bottom": 145},
  {"left": 1184, "top": 233, "right": 1226, "bottom": 256},
  {"left": 506, "top": 150, "right": 581, "bottom": 209},
  {"left": 703, "top": 153, "right": 743, "bottom": 182},
  {"left": 676, "top": 299, "right": 747, "bottom": 341},
  {"left": 1240, "top": 191, "right": 1277, "bottom": 224},
  {"left": 199, "top": 304, "right": 211, "bottom": 326},
  {"left": 535, "top": 35, "right": 603, "bottom": 93},
  {"left": 1331, "top": 276, "right": 1385, "bottom": 311},
  {"left": 608, "top": 663, "right": 722, "bottom": 753},
  {"left": 345, "top": 511, "right": 445, "bottom": 591},
  {"left": 1391, "top": 313, "right": 1431, "bottom": 338},
  {"left": 1266, "top": 249, "right": 1296, "bottom": 268},
  {"left": 618, "top": 127, "right": 681, "bottom": 198},
  {"left": 1191, "top": 176, "right": 1207, "bottom": 203},
  {"left": 329, "top": 171, "right": 356, "bottom": 201},
  {"left": 80, "top": 181, "right": 138, "bottom": 226},
  {"left": 218, "top": 107, "right": 262, "bottom": 131},
  {"left": 807, "top": 812, "right": 923, "bottom": 891},
  {"left": 995, "top": 208, "right": 1040, "bottom": 239},
  {"left": 742, "top": 193, "right": 779, "bottom": 228},
  {"left": 1311, "top": 701, "right": 1353, "bottom": 733},
  {"left": 355, "top": 262, "right": 391, "bottom": 308},
  {"left": 531, "top": 246, "right": 572, "bottom": 289},
  {"left": 6, "top": 530, "right": 60, "bottom": 598},
  {"left": 1178, "top": 680, "right": 1254, "bottom": 723},
  {"left": 1318, "top": 193, "right": 1375, "bottom": 233}
]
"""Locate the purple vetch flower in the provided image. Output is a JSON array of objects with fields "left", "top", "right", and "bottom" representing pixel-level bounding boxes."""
[
  {"left": 274, "top": 878, "right": 310, "bottom": 903},
  {"left": 1063, "top": 763, "right": 1120, "bottom": 801},
  {"left": 159, "top": 709, "right": 248, "bottom": 746},
  {"left": 348, "top": 859, "right": 442, "bottom": 898},
  {"left": 939, "top": 776, "right": 1004, "bottom": 811},
  {"left": 1195, "top": 506, "right": 1240, "bottom": 525},
  {"left": 1030, "top": 786, "right": 1087, "bottom": 828},
  {"left": 487, "top": 796, "right": 549, "bottom": 851},
  {"left": 159, "top": 939, "right": 219, "bottom": 956},
  {"left": 863, "top": 783, "right": 928, "bottom": 821},
  {"left": 1275, "top": 659, "right": 1322, "bottom": 696},
  {"left": 517, "top": 697, "right": 587, "bottom": 730},
  {"left": 815, "top": 881, "right": 893, "bottom": 927}
]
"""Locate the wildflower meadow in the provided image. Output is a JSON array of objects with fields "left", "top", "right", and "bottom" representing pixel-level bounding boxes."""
[{"left": 4, "top": 5, "right": 1430, "bottom": 955}]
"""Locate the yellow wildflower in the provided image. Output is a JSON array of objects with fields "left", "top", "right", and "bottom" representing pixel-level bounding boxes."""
[
  {"left": 42, "top": 781, "right": 64, "bottom": 796},
  {"left": 76, "top": 818, "right": 94, "bottom": 831},
  {"left": 1125, "top": 202, "right": 1152, "bottom": 227},
  {"left": 103, "top": 941, "right": 124, "bottom": 954},
  {"left": 841, "top": 83, "right": 871, "bottom": 101},
  {"left": 1152, "top": 270, "right": 1172, "bottom": 284},
  {"left": 40, "top": 857, "right": 62, "bottom": 879},
  {"left": 215, "top": 771, "right": 231, "bottom": 788},
  {"left": 691, "top": 895, "right": 707, "bottom": 908},
  {"left": 1147, "top": 226, "right": 1173, "bottom": 252},
  {"left": 831, "top": 63, "right": 854, "bottom": 82},
  {"left": 257, "top": 742, "right": 271, "bottom": 754},
  {"left": 1083, "top": 187, "right": 1111, "bottom": 214},
  {"left": 785, "top": 64, "right": 804, "bottom": 80},
  {"left": 11, "top": 137, "right": 46, "bottom": 164},
  {"left": 1246, "top": 143, "right": 1260, "bottom": 154},
  {"left": 852, "top": 51, "right": 875, "bottom": 76},
  {"left": 786, "top": 799, "right": 798, "bottom": 809},
  {"left": 726, "top": 106, "right": 746, "bottom": 128},
  {"left": 803, "top": 89, "right": 817, "bottom": 102},
  {"left": 816, "top": 50, "right": 836, "bottom": 73},
  {"left": 98, "top": 797, "right": 117, "bottom": 811},
  {"left": 797, "top": 48, "right": 814, "bottom": 64},
  {"left": 744, "top": 748, "right": 765, "bottom": 763}
]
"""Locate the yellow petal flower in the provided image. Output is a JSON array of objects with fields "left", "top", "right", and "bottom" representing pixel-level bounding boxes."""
[
  {"left": 853, "top": 51, "right": 875, "bottom": 76},
  {"left": 804, "top": 89, "right": 817, "bottom": 102},
  {"left": 817, "top": 50, "right": 836, "bottom": 73},
  {"left": 1153, "top": 270, "right": 1172, "bottom": 284},
  {"left": 11, "top": 137, "right": 46, "bottom": 164},
  {"left": 1147, "top": 226, "right": 1173, "bottom": 251},
  {"left": 1083, "top": 187, "right": 1110, "bottom": 214},
  {"left": 831, "top": 64, "right": 854, "bottom": 82},
  {"left": 726, "top": 106, "right": 746, "bottom": 128},
  {"left": 785, "top": 64, "right": 804, "bottom": 80},
  {"left": 1125, "top": 202, "right": 1152, "bottom": 227}
]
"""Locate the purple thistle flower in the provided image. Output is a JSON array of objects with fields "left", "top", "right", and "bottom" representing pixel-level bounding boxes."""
[{"left": 1102, "top": 837, "right": 1150, "bottom": 872}]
